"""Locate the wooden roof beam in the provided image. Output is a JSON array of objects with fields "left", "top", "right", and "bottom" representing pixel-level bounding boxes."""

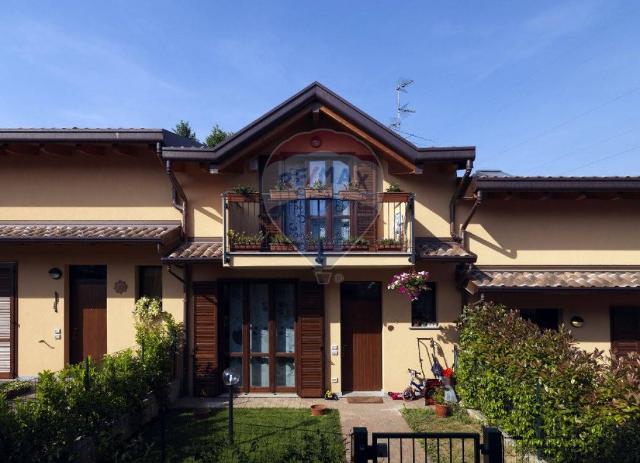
[{"left": 318, "top": 105, "right": 416, "bottom": 174}]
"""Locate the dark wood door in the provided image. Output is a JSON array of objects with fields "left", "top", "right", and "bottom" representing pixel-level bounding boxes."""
[
  {"left": 193, "top": 282, "right": 219, "bottom": 397},
  {"left": 70, "top": 266, "right": 107, "bottom": 364},
  {"left": 341, "top": 282, "right": 382, "bottom": 392},
  {"left": 611, "top": 307, "right": 640, "bottom": 355}
]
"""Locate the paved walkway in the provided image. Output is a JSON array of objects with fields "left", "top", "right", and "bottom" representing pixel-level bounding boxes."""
[{"left": 176, "top": 394, "right": 428, "bottom": 461}]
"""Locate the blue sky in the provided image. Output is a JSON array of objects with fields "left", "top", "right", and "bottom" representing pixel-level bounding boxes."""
[{"left": 1, "top": 1, "right": 638, "bottom": 175}]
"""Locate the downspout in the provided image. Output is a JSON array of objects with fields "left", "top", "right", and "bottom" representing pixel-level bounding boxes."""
[
  {"left": 156, "top": 142, "right": 187, "bottom": 235},
  {"left": 460, "top": 190, "right": 483, "bottom": 244},
  {"left": 450, "top": 159, "right": 473, "bottom": 242}
]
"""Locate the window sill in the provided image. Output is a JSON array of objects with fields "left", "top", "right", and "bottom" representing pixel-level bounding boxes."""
[{"left": 409, "top": 325, "right": 441, "bottom": 330}]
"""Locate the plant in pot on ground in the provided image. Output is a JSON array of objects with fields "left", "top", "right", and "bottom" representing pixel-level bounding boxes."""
[
  {"left": 338, "top": 181, "right": 366, "bottom": 201},
  {"left": 228, "top": 229, "right": 264, "bottom": 251},
  {"left": 269, "top": 179, "right": 297, "bottom": 201},
  {"left": 342, "top": 236, "right": 370, "bottom": 251},
  {"left": 305, "top": 179, "right": 332, "bottom": 199},
  {"left": 433, "top": 387, "right": 452, "bottom": 418},
  {"left": 378, "top": 237, "right": 403, "bottom": 251},
  {"left": 269, "top": 232, "right": 297, "bottom": 252},
  {"left": 227, "top": 185, "right": 259, "bottom": 202}
]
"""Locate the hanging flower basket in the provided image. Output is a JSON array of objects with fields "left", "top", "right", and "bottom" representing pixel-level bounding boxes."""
[{"left": 387, "top": 270, "right": 430, "bottom": 301}]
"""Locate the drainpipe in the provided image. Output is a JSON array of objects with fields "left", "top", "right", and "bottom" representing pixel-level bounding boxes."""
[
  {"left": 450, "top": 159, "right": 473, "bottom": 242},
  {"left": 460, "top": 190, "right": 483, "bottom": 244},
  {"left": 156, "top": 143, "right": 187, "bottom": 235}
]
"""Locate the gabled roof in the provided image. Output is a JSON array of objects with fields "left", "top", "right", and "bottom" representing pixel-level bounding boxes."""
[
  {"left": 0, "top": 128, "right": 202, "bottom": 147},
  {"left": 162, "top": 82, "right": 475, "bottom": 168}
]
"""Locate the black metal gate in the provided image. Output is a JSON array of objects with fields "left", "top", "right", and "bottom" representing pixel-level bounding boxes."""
[{"left": 352, "top": 426, "right": 506, "bottom": 463}]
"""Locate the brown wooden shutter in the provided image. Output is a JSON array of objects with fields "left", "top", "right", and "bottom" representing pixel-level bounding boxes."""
[
  {"left": 193, "top": 282, "right": 219, "bottom": 397},
  {"left": 296, "top": 282, "right": 325, "bottom": 398},
  {"left": 354, "top": 161, "right": 378, "bottom": 244},
  {"left": 0, "top": 263, "right": 16, "bottom": 379}
]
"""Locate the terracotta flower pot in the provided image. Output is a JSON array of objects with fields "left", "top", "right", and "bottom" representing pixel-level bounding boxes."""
[
  {"left": 338, "top": 190, "right": 367, "bottom": 201},
  {"left": 227, "top": 192, "right": 260, "bottom": 203},
  {"left": 305, "top": 188, "right": 333, "bottom": 199},
  {"left": 230, "top": 243, "right": 262, "bottom": 251},
  {"left": 310, "top": 404, "right": 328, "bottom": 416},
  {"left": 378, "top": 192, "right": 411, "bottom": 203},
  {"left": 435, "top": 404, "right": 451, "bottom": 418},
  {"left": 269, "top": 243, "right": 297, "bottom": 252},
  {"left": 378, "top": 244, "right": 402, "bottom": 251},
  {"left": 269, "top": 190, "right": 298, "bottom": 201}
]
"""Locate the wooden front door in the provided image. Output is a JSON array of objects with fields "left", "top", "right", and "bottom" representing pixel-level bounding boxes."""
[
  {"left": 0, "top": 263, "right": 16, "bottom": 379},
  {"left": 70, "top": 266, "right": 107, "bottom": 364},
  {"left": 611, "top": 307, "right": 640, "bottom": 355},
  {"left": 341, "top": 282, "right": 382, "bottom": 392}
]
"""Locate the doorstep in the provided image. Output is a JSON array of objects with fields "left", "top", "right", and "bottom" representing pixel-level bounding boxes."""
[{"left": 340, "top": 391, "right": 384, "bottom": 397}]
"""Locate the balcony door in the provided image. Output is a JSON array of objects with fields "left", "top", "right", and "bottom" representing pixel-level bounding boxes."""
[{"left": 221, "top": 281, "right": 296, "bottom": 392}]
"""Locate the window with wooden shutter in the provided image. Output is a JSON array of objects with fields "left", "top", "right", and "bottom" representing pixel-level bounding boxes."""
[
  {"left": 296, "top": 282, "right": 325, "bottom": 398},
  {"left": 193, "top": 282, "right": 219, "bottom": 397},
  {"left": 0, "top": 263, "right": 16, "bottom": 379}
]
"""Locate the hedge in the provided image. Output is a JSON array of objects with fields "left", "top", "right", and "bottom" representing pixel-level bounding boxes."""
[
  {"left": 456, "top": 302, "right": 640, "bottom": 463},
  {"left": 0, "top": 297, "right": 183, "bottom": 462}
]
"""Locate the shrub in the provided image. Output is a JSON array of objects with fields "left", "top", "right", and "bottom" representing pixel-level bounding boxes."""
[
  {"left": 456, "top": 302, "right": 640, "bottom": 462},
  {"left": 0, "top": 297, "right": 182, "bottom": 462}
]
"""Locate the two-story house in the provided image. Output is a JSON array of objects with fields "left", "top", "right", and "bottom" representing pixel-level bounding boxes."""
[{"left": 1, "top": 82, "right": 639, "bottom": 397}]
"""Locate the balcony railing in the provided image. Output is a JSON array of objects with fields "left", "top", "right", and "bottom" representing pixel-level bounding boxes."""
[{"left": 222, "top": 191, "right": 414, "bottom": 257}]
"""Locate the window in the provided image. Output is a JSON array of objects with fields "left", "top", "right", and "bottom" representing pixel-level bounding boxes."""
[
  {"left": 520, "top": 308, "right": 560, "bottom": 331},
  {"left": 411, "top": 283, "right": 436, "bottom": 327},
  {"left": 137, "top": 266, "right": 162, "bottom": 299}
]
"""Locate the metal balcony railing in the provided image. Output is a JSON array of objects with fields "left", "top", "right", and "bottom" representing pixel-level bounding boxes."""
[{"left": 222, "top": 191, "right": 414, "bottom": 257}]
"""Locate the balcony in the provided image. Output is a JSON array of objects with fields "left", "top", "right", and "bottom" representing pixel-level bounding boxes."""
[{"left": 221, "top": 191, "right": 414, "bottom": 267}]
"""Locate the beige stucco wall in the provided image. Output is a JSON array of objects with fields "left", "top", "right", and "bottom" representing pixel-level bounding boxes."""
[
  {"left": 466, "top": 199, "right": 640, "bottom": 265},
  {"left": 0, "top": 244, "right": 183, "bottom": 377},
  {"left": 0, "top": 149, "right": 180, "bottom": 223}
]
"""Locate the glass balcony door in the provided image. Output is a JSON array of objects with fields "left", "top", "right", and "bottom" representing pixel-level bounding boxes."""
[{"left": 221, "top": 281, "right": 296, "bottom": 393}]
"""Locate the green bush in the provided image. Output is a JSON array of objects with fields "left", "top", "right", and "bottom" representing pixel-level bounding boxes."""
[
  {"left": 456, "top": 302, "right": 640, "bottom": 463},
  {"left": 0, "top": 297, "right": 182, "bottom": 462}
]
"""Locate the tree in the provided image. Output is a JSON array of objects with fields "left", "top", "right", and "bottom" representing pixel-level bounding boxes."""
[
  {"left": 205, "top": 124, "right": 233, "bottom": 147},
  {"left": 174, "top": 120, "right": 197, "bottom": 141}
]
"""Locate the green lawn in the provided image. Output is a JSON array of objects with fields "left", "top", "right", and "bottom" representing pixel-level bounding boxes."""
[
  {"left": 402, "top": 406, "right": 482, "bottom": 463},
  {"left": 120, "top": 408, "right": 345, "bottom": 463}
]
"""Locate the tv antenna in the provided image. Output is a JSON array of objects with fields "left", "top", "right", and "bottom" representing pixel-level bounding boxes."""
[{"left": 390, "top": 78, "right": 416, "bottom": 130}]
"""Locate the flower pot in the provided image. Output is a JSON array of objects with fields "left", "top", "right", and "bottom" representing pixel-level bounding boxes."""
[
  {"left": 435, "top": 404, "right": 451, "bottom": 418},
  {"left": 305, "top": 188, "right": 333, "bottom": 199},
  {"left": 227, "top": 192, "right": 260, "bottom": 203},
  {"left": 338, "top": 190, "right": 367, "bottom": 201},
  {"left": 230, "top": 243, "right": 262, "bottom": 251},
  {"left": 344, "top": 244, "right": 369, "bottom": 251},
  {"left": 378, "top": 244, "right": 402, "bottom": 252},
  {"left": 379, "top": 192, "right": 411, "bottom": 203},
  {"left": 269, "top": 243, "right": 297, "bottom": 252},
  {"left": 269, "top": 190, "right": 298, "bottom": 201},
  {"left": 307, "top": 243, "right": 334, "bottom": 252},
  {"left": 310, "top": 404, "right": 328, "bottom": 416}
]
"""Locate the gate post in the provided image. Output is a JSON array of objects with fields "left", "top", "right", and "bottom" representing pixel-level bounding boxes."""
[
  {"left": 482, "top": 426, "right": 503, "bottom": 463},
  {"left": 352, "top": 427, "right": 369, "bottom": 463}
]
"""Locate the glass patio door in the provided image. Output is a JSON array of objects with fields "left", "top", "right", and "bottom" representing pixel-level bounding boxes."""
[{"left": 221, "top": 281, "right": 296, "bottom": 392}]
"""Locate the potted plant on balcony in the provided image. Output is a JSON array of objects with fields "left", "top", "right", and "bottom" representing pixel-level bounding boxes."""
[
  {"left": 305, "top": 179, "right": 332, "bottom": 199},
  {"left": 269, "top": 233, "right": 297, "bottom": 252},
  {"left": 338, "top": 181, "right": 367, "bottom": 201},
  {"left": 269, "top": 180, "right": 298, "bottom": 201},
  {"left": 379, "top": 183, "right": 411, "bottom": 203},
  {"left": 228, "top": 229, "right": 264, "bottom": 251},
  {"left": 305, "top": 233, "right": 334, "bottom": 252},
  {"left": 342, "top": 237, "right": 370, "bottom": 251},
  {"left": 378, "top": 238, "right": 403, "bottom": 251},
  {"left": 227, "top": 185, "right": 259, "bottom": 203}
]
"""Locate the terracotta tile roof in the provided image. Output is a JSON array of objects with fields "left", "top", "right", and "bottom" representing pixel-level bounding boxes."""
[
  {"left": 466, "top": 268, "right": 640, "bottom": 293},
  {"left": 0, "top": 222, "right": 181, "bottom": 243},
  {"left": 162, "top": 241, "right": 223, "bottom": 262},
  {"left": 416, "top": 238, "right": 476, "bottom": 261}
]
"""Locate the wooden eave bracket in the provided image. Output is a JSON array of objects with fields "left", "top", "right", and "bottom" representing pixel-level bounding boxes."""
[{"left": 318, "top": 105, "right": 416, "bottom": 174}]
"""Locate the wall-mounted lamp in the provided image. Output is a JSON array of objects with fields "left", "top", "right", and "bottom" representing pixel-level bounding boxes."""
[
  {"left": 48, "top": 268, "right": 63, "bottom": 280},
  {"left": 570, "top": 316, "right": 584, "bottom": 328}
]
